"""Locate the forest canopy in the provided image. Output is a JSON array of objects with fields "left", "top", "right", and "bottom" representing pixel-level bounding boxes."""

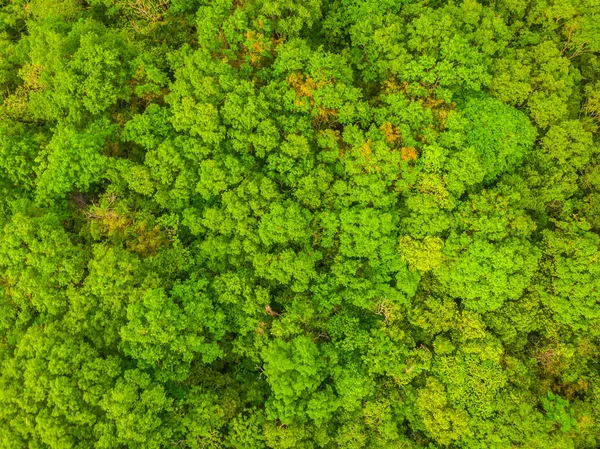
[{"left": 1, "top": 0, "right": 600, "bottom": 447}]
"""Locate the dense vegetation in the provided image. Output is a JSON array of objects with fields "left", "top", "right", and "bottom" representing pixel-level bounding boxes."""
[{"left": 1, "top": 0, "right": 599, "bottom": 447}]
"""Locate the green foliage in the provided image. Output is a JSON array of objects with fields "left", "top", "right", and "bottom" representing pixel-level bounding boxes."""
[
  {"left": 1, "top": 0, "right": 600, "bottom": 447},
  {"left": 542, "top": 391, "right": 577, "bottom": 433},
  {"left": 36, "top": 119, "right": 115, "bottom": 201},
  {"left": 456, "top": 95, "right": 537, "bottom": 183},
  {"left": 262, "top": 336, "right": 327, "bottom": 424}
]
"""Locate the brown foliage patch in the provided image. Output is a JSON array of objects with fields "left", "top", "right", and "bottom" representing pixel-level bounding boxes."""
[{"left": 401, "top": 146, "right": 418, "bottom": 161}]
